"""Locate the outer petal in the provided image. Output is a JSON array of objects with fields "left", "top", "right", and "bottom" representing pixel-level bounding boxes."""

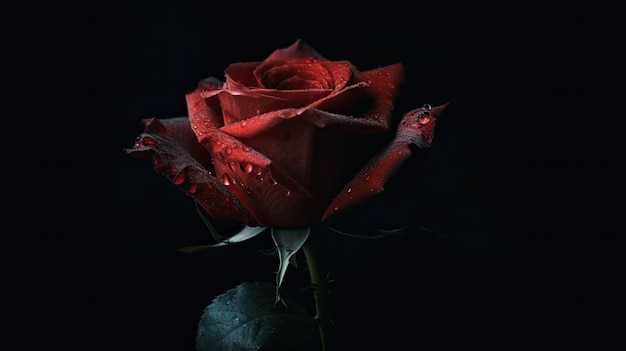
[
  {"left": 357, "top": 63, "right": 406, "bottom": 101},
  {"left": 218, "top": 81, "right": 369, "bottom": 138},
  {"left": 194, "top": 122, "right": 315, "bottom": 228},
  {"left": 310, "top": 63, "right": 406, "bottom": 133},
  {"left": 321, "top": 103, "right": 448, "bottom": 222},
  {"left": 263, "top": 39, "right": 326, "bottom": 62},
  {"left": 125, "top": 117, "right": 258, "bottom": 226},
  {"left": 185, "top": 77, "right": 225, "bottom": 128}
]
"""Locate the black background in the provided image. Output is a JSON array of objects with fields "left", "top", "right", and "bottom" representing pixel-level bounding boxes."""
[{"left": 4, "top": 1, "right": 624, "bottom": 350}]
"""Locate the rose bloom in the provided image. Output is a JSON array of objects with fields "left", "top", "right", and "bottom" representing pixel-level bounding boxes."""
[{"left": 126, "top": 39, "right": 446, "bottom": 228}]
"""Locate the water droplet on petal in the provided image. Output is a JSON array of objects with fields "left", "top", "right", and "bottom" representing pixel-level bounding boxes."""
[
  {"left": 173, "top": 171, "right": 185, "bottom": 185},
  {"left": 347, "top": 187, "right": 352, "bottom": 193},
  {"left": 241, "top": 120, "right": 247, "bottom": 127},
  {"left": 242, "top": 164, "right": 253, "bottom": 173},
  {"left": 187, "top": 183, "right": 198, "bottom": 194},
  {"left": 269, "top": 177, "right": 278, "bottom": 186},
  {"left": 286, "top": 190, "right": 291, "bottom": 197},
  {"left": 422, "top": 103, "right": 432, "bottom": 110},
  {"left": 418, "top": 112, "right": 432, "bottom": 124},
  {"left": 221, "top": 173, "right": 232, "bottom": 186},
  {"left": 142, "top": 136, "right": 157, "bottom": 145}
]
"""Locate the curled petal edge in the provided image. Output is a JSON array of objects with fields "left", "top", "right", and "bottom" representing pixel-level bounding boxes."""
[
  {"left": 125, "top": 117, "right": 259, "bottom": 226},
  {"left": 321, "top": 103, "right": 448, "bottom": 222}
]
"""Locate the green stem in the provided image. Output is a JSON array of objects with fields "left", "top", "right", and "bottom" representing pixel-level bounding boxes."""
[{"left": 302, "top": 232, "right": 332, "bottom": 351}]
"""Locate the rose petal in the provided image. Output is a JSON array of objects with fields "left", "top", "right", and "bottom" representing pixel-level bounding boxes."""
[
  {"left": 358, "top": 63, "right": 406, "bottom": 101},
  {"left": 263, "top": 39, "right": 326, "bottom": 62},
  {"left": 125, "top": 117, "right": 258, "bottom": 225},
  {"left": 321, "top": 103, "right": 448, "bottom": 222},
  {"left": 255, "top": 61, "right": 334, "bottom": 90},
  {"left": 308, "top": 64, "right": 406, "bottom": 132},
  {"left": 186, "top": 77, "right": 225, "bottom": 130},
  {"left": 219, "top": 107, "right": 304, "bottom": 138},
  {"left": 223, "top": 61, "right": 262, "bottom": 88},
  {"left": 214, "top": 90, "right": 299, "bottom": 125},
  {"left": 195, "top": 125, "right": 314, "bottom": 227}
]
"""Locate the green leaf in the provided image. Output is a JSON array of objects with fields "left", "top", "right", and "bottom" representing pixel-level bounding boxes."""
[
  {"left": 271, "top": 227, "right": 310, "bottom": 304},
  {"left": 196, "top": 281, "right": 316, "bottom": 351}
]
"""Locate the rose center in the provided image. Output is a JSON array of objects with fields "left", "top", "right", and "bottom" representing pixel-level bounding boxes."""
[{"left": 261, "top": 62, "right": 333, "bottom": 90}]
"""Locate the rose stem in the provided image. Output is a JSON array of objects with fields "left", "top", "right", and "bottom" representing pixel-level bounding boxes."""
[{"left": 302, "top": 230, "right": 332, "bottom": 351}]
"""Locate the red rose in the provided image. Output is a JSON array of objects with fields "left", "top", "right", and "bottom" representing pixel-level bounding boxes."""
[{"left": 126, "top": 39, "right": 446, "bottom": 228}]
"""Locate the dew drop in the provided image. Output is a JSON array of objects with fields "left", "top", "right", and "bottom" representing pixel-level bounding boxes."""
[
  {"left": 242, "top": 163, "right": 253, "bottom": 173},
  {"left": 173, "top": 171, "right": 185, "bottom": 185},
  {"left": 221, "top": 173, "right": 232, "bottom": 186},
  {"left": 334, "top": 206, "right": 339, "bottom": 211},
  {"left": 142, "top": 136, "right": 157, "bottom": 145},
  {"left": 241, "top": 120, "right": 247, "bottom": 127},
  {"left": 187, "top": 183, "right": 198, "bottom": 194},
  {"left": 228, "top": 162, "right": 237, "bottom": 171},
  {"left": 286, "top": 190, "right": 291, "bottom": 197},
  {"left": 422, "top": 103, "right": 432, "bottom": 110},
  {"left": 347, "top": 187, "right": 352, "bottom": 193},
  {"left": 269, "top": 177, "right": 278, "bottom": 186},
  {"left": 365, "top": 175, "right": 370, "bottom": 181}
]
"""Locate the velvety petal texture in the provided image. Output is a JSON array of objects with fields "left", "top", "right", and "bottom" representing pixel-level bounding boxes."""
[{"left": 126, "top": 39, "right": 446, "bottom": 228}]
